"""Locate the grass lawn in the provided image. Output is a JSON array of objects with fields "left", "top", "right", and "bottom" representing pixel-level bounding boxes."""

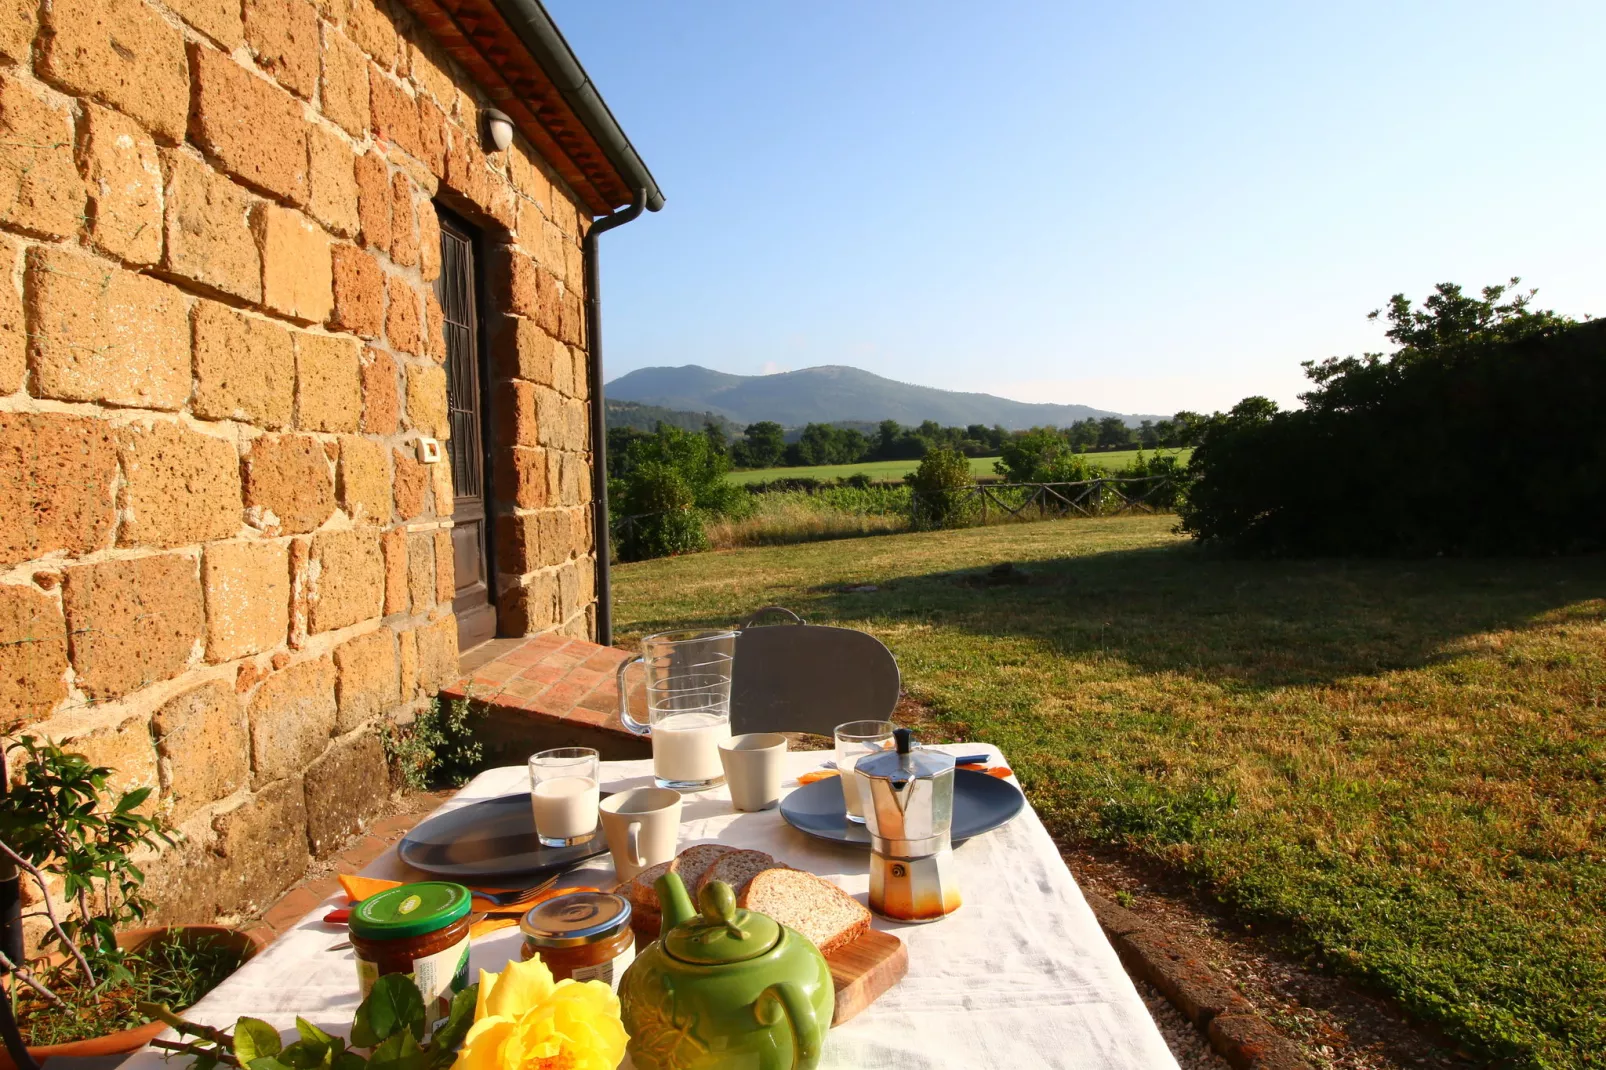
[
  {"left": 725, "top": 448, "right": 1190, "bottom": 485},
  {"left": 610, "top": 516, "right": 1606, "bottom": 1068}
]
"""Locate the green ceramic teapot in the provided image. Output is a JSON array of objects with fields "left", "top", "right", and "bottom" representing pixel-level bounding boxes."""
[{"left": 618, "top": 873, "right": 833, "bottom": 1070}]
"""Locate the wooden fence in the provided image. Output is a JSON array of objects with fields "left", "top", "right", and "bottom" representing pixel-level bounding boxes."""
[{"left": 911, "top": 476, "right": 1181, "bottom": 526}]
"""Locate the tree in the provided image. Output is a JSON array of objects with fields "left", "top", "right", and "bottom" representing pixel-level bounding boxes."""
[
  {"left": 610, "top": 425, "right": 750, "bottom": 561},
  {"left": 737, "top": 421, "right": 785, "bottom": 468},
  {"left": 995, "top": 428, "right": 1105, "bottom": 483},
  {"left": 1097, "top": 416, "right": 1134, "bottom": 449}
]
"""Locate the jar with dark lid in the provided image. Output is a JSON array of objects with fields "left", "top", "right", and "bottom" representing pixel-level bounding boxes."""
[
  {"left": 519, "top": 891, "right": 635, "bottom": 991},
  {"left": 350, "top": 882, "right": 473, "bottom": 1032}
]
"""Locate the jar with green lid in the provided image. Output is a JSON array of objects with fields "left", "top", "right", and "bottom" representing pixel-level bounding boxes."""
[
  {"left": 349, "top": 881, "right": 473, "bottom": 1032},
  {"left": 518, "top": 891, "right": 635, "bottom": 991}
]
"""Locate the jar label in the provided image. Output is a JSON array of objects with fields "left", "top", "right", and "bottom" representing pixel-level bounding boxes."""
[
  {"left": 354, "top": 933, "right": 472, "bottom": 1034},
  {"left": 568, "top": 939, "right": 635, "bottom": 991}
]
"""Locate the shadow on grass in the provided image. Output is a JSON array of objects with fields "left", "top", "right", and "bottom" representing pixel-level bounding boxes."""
[{"left": 625, "top": 540, "right": 1606, "bottom": 691}]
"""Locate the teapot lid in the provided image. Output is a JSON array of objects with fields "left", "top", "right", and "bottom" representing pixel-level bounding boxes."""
[{"left": 663, "top": 880, "right": 780, "bottom": 965}]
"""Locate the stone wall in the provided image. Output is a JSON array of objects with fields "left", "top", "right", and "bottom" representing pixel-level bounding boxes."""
[{"left": 0, "top": 0, "right": 598, "bottom": 925}]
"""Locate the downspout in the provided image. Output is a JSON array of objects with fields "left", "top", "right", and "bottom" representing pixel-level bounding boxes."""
[{"left": 585, "top": 189, "right": 648, "bottom": 646}]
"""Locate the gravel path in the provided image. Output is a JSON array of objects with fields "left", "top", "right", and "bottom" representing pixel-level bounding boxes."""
[{"left": 1138, "top": 981, "right": 1234, "bottom": 1069}]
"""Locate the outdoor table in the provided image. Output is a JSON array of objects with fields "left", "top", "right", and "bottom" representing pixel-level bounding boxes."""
[{"left": 126, "top": 745, "right": 1180, "bottom": 1070}]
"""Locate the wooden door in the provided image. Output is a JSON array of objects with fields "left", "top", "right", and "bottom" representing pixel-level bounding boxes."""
[{"left": 435, "top": 212, "right": 496, "bottom": 650}]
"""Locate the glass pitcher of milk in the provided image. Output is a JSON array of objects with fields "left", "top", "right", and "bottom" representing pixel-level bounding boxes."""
[{"left": 617, "top": 629, "right": 736, "bottom": 791}]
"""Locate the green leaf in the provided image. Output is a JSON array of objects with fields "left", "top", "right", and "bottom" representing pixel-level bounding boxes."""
[
  {"left": 424, "top": 984, "right": 478, "bottom": 1067},
  {"left": 193, "top": 1054, "right": 220, "bottom": 1070},
  {"left": 295, "top": 1020, "right": 337, "bottom": 1047},
  {"left": 367, "top": 1030, "right": 425, "bottom": 1070},
  {"left": 352, "top": 975, "right": 425, "bottom": 1048},
  {"left": 277, "top": 1039, "right": 329, "bottom": 1069},
  {"left": 248, "top": 1058, "right": 290, "bottom": 1070},
  {"left": 234, "top": 1018, "right": 283, "bottom": 1063},
  {"left": 332, "top": 1051, "right": 368, "bottom": 1070}
]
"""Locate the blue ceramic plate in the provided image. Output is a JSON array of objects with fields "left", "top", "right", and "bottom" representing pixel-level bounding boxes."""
[
  {"left": 398, "top": 793, "right": 610, "bottom": 880},
  {"left": 779, "top": 768, "right": 1024, "bottom": 846}
]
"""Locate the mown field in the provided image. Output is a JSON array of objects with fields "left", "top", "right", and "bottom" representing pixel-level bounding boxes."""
[
  {"left": 725, "top": 447, "right": 1190, "bottom": 485},
  {"left": 611, "top": 516, "right": 1606, "bottom": 1068}
]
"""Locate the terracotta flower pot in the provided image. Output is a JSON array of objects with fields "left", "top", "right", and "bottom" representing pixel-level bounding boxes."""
[{"left": 0, "top": 924, "right": 267, "bottom": 1070}]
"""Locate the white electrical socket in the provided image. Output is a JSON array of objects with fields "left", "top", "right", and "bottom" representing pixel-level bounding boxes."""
[{"left": 415, "top": 437, "right": 442, "bottom": 463}]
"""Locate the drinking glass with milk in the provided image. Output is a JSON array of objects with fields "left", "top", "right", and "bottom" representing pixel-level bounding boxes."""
[
  {"left": 617, "top": 629, "right": 736, "bottom": 791},
  {"left": 528, "top": 747, "right": 600, "bottom": 847}
]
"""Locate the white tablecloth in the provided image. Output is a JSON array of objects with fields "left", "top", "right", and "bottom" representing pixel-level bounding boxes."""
[{"left": 125, "top": 747, "right": 1178, "bottom": 1070}]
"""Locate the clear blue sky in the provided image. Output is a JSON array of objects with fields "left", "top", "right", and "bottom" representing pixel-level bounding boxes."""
[{"left": 546, "top": 1, "right": 1605, "bottom": 415}]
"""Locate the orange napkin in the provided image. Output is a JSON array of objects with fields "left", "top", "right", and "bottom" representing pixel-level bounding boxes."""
[{"left": 796, "top": 769, "right": 840, "bottom": 785}]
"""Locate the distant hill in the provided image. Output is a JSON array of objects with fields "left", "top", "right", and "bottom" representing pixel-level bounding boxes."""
[{"left": 605, "top": 364, "right": 1159, "bottom": 429}]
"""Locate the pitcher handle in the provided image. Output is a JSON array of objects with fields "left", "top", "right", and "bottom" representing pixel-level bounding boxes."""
[{"left": 616, "top": 654, "right": 650, "bottom": 735}]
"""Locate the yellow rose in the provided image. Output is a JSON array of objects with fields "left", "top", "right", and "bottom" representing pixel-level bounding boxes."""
[{"left": 454, "top": 955, "right": 627, "bottom": 1070}]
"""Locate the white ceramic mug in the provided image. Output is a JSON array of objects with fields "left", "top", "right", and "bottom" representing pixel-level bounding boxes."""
[
  {"left": 599, "top": 787, "right": 683, "bottom": 883},
  {"left": 718, "top": 733, "right": 788, "bottom": 812}
]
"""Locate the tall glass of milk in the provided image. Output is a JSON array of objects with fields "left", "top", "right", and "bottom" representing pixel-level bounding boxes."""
[
  {"left": 617, "top": 630, "right": 737, "bottom": 791},
  {"left": 528, "top": 747, "right": 600, "bottom": 847}
]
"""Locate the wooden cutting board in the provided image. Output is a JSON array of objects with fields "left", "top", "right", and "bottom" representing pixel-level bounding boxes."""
[
  {"left": 631, "top": 914, "right": 907, "bottom": 1024},
  {"left": 826, "top": 927, "right": 907, "bottom": 1024}
]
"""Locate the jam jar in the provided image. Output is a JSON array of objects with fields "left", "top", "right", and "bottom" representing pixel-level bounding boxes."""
[
  {"left": 349, "top": 882, "right": 473, "bottom": 1031},
  {"left": 519, "top": 891, "right": 635, "bottom": 990}
]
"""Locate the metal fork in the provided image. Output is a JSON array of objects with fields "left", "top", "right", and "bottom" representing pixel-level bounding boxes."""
[{"left": 471, "top": 873, "right": 561, "bottom": 906}]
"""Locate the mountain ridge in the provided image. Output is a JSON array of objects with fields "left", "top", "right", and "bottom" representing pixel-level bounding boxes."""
[{"left": 605, "top": 364, "right": 1161, "bottom": 429}]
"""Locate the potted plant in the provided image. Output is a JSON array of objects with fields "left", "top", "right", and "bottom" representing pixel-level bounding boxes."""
[{"left": 0, "top": 736, "right": 264, "bottom": 1067}]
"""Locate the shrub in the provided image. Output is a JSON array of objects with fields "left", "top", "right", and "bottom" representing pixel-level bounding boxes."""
[
  {"left": 1179, "top": 281, "right": 1605, "bottom": 555},
  {"left": 611, "top": 425, "right": 751, "bottom": 561},
  {"left": 907, "top": 446, "right": 977, "bottom": 529},
  {"left": 995, "top": 428, "right": 1107, "bottom": 483},
  {"left": 382, "top": 697, "right": 485, "bottom": 790}
]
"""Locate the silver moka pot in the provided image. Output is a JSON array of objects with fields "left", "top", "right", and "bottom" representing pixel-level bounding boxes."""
[{"left": 854, "top": 728, "right": 961, "bottom": 923}]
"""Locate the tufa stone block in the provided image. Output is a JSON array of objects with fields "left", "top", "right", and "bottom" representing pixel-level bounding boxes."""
[
  {"left": 152, "top": 679, "right": 249, "bottom": 822},
  {"left": 360, "top": 345, "right": 399, "bottom": 433},
  {"left": 430, "top": 454, "right": 453, "bottom": 513},
  {"left": 163, "top": 0, "right": 245, "bottom": 49},
  {"left": 248, "top": 655, "right": 335, "bottom": 785},
  {"left": 192, "top": 301, "right": 296, "bottom": 429},
  {"left": 190, "top": 45, "right": 308, "bottom": 205},
  {"left": 397, "top": 625, "right": 418, "bottom": 698},
  {"left": 202, "top": 539, "right": 290, "bottom": 662},
  {"left": 389, "top": 447, "right": 428, "bottom": 520},
  {"left": 424, "top": 292, "right": 445, "bottom": 362},
  {"left": 307, "top": 124, "right": 360, "bottom": 238},
  {"left": 116, "top": 420, "right": 243, "bottom": 549},
  {"left": 26, "top": 246, "right": 190, "bottom": 409},
  {"left": 40, "top": 0, "right": 188, "bottom": 142},
  {"left": 62, "top": 553, "right": 203, "bottom": 701},
  {"left": 404, "top": 363, "right": 448, "bottom": 439},
  {"left": 344, "top": 0, "right": 398, "bottom": 69},
  {"left": 415, "top": 96, "right": 447, "bottom": 179},
  {"left": 256, "top": 205, "right": 333, "bottom": 323},
  {"left": 294, "top": 331, "right": 361, "bottom": 432},
  {"left": 337, "top": 435, "right": 390, "bottom": 525},
  {"left": 0, "top": 0, "right": 35, "bottom": 64},
  {"left": 434, "top": 529, "right": 454, "bottom": 604},
  {"left": 162, "top": 149, "right": 262, "bottom": 303},
  {"left": 0, "top": 233, "right": 20, "bottom": 393},
  {"left": 385, "top": 275, "right": 421, "bottom": 355},
  {"left": 380, "top": 527, "right": 406, "bottom": 614},
  {"left": 330, "top": 243, "right": 384, "bottom": 338},
  {"left": 405, "top": 530, "right": 433, "bottom": 611},
  {"left": 0, "top": 73, "right": 82, "bottom": 237},
  {"left": 388, "top": 173, "right": 417, "bottom": 266},
  {"left": 303, "top": 728, "right": 388, "bottom": 857},
  {"left": 0, "top": 584, "right": 68, "bottom": 730},
  {"left": 353, "top": 149, "right": 390, "bottom": 250},
  {"left": 243, "top": 0, "right": 318, "bottom": 101},
  {"left": 492, "top": 378, "right": 537, "bottom": 449},
  {"left": 71, "top": 714, "right": 159, "bottom": 805},
  {"left": 78, "top": 103, "right": 163, "bottom": 266},
  {"left": 321, "top": 28, "right": 371, "bottom": 139},
  {"left": 332, "top": 627, "right": 397, "bottom": 731},
  {"left": 417, "top": 198, "right": 441, "bottom": 282},
  {"left": 0, "top": 412, "right": 117, "bottom": 568},
  {"left": 497, "top": 445, "right": 548, "bottom": 510},
  {"left": 242, "top": 433, "right": 335, "bottom": 534},
  {"left": 368, "top": 67, "right": 419, "bottom": 158},
  {"left": 414, "top": 614, "right": 457, "bottom": 694},
  {"left": 309, "top": 529, "right": 383, "bottom": 632}
]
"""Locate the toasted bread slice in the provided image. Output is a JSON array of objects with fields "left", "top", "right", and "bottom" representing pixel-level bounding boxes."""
[
  {"left": 741, "top": 868, "right": 870, "bottom": 955},
  {"left": 620, "top": 843, "right": 736, "bottom": 916},
  {"left": 696, "top": 849, "right": 777, "bottom": 899}
]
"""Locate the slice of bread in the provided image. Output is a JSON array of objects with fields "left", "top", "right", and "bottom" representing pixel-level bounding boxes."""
[
  {"left": 620, "top": 843, "right": 736, "bottom": 916},
  {"left": 696, "top": 849, "right": 777, "bottom": 899},
  {"left": 741, "top": 868, "right": 870, "bottom": 956}
]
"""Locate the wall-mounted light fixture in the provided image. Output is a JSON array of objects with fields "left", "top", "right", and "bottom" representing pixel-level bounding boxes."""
[{"left": 483, "top": 108, "right": 514, "bottom": 153}]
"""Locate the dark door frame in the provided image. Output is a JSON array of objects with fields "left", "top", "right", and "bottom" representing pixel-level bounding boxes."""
[{"left": 435, "top": 207, "right": 498, "bottom": 651}]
